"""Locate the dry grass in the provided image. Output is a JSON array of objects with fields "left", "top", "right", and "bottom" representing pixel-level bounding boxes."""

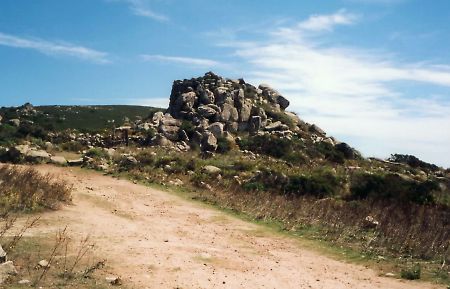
[
  {"left": 0, "top": 165, "right": 72, "bottom": 213},
  {"left": 198, "top": 183, "right": 450, "bottom": 261}
]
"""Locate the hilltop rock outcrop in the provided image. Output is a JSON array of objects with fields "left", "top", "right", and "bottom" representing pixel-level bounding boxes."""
[{"left": 148, "top": 72, "right": 311, "bottom": 152}]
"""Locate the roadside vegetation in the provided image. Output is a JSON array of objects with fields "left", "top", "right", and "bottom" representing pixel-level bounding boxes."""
[
  {"left": 104, "top": 144, "right": 449, "bottom": 286},
  {"left": 0, "top": 165, "right": 115, "bottom": 288},
  {"left": 0, "top": 165, "right": 72, "bottom": 214}
]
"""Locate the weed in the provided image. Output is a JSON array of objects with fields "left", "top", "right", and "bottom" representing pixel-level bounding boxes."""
[
  {"left": 401, "top": 263, "right": 421, "bottom": 280},
  {"left": 0, "top": 165, "right": 72, "bottom": 213}
]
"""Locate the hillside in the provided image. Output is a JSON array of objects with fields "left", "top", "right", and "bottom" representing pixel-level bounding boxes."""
[
  {"left": 0, "top": 72, "right": 449, "bottom": 286},
  {"left": 0, "top": 104, "right": 161, "bottom": 133}
]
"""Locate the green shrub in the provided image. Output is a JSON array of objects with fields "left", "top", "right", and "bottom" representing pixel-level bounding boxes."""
[
  {"left": 180, "top": 120, "right": 196, "bottom": 138},
  {"left": 0, "top": 124, "right": 18, "bottom": 146},
  {"left": 233, "top": 160, "right": 256, "bottom": 172},
  {"left": 190, "top": 171, "right": 211, "bottom": 186},
  {"left": 314, "top": 142, "right": 346, "bottom": 164},
  {"left": 136, "top": 151, "right": 155, "bottom": 166},
  {"left": 143, "top": 127, "right": 156, "bottom": 145},
  {"left": 349, "top": 173, "right": 438, "bottom": 205},
  {"left": 242, "top": 181, "right": 265, "bottom": 191},
  {"left": 285, "top": 171, "right": 340, "bottom": 198},
  {"left": 239, "top": 134, "right": 293, "bottom": 158},
  {"left": 216, "top": 136, "right": 232, "bottom": 153},
  {"left": 154, "top": 155, "right": 188, "bottom": 174},
  {"left": 16, "top": 122, "right": 48, "bottom": 139},
  {"left": 85, "top": 148, "right": 109, "bottom": 159},
  {"left": 389, "top": 154, "right": 439, "bottom": 172},
  {"left": 401, "top": 264, "right": 421, "bottom": 280}
]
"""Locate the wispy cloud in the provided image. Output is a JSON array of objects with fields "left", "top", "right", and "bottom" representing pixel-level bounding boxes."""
[
  {"left": 112, "top": 0, "right": 169, "bottom": 22},
  {"left": 141, "top": 54, "right": 221, "bottom": 67},
  {"left": 0, "top": 32, "right": 109, "bottom": 63},
  {"left": 297, "top": 9, "right": 358, "bottom": 32},
  {"left": 219, "top": 10, "right": 450, "bottom": 166},
  {"left": 273, "top": 9, "right": 358, "bottom": 42},
  {"left": 346, "top": 0, "right": 407, "bottom": 4}
]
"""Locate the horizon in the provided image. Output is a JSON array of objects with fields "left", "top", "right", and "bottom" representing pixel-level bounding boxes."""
[{"left": 1, "top": 0, "right": 450, "bottom": 167}]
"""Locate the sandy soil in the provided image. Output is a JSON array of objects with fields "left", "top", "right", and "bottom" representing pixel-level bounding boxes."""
[{"left": 21, "top": 164, "right": 443, "bottom": 289}]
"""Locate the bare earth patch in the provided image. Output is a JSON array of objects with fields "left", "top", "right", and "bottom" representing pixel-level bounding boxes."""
[{"left": 19, "top": 164, "right": 443, "bottom": 289}]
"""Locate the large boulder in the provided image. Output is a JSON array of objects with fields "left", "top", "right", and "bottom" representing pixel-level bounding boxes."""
[
  {"left": 309, "top": 124, "right": 326, "bottom": 136},
  {"left": 208, "top": 122, "right": 224, "bottom": 138},
  {"left": 8, "top": 119, "right": 20, "bottom": 127},
  {"left": 249, "top": 116, "right": 262, "bottom": 132},
  {"left": 50, "top": 156, "right": 67, "bottom": 165},
  {"left": 277, "top": 95, "right": 290, "bottom": 110},
  {"left": 335, "top": 142, "right": 359, "bottom": 159},
  {"left": 153, "top": 134, "right": 173, "bottom": 147},
  {"left": 152, "top": 111, "right": 164, "bottom": 125},
  {"left": 67, "top": 158, "right": 84, "bottom": 166},
  {"left": 238, "top": 100, "right": 252, "bottom": 122},
  {"left": 201, "top": 132, "right": 217, "bottom": 152},
  {"left": 198, "top": 88, "right": 215, "bottom": 104},
  {"left": 265, "top": 121, "right": 289, "bottom": 132},
  {"left": 220, "top": 103, "right": 239, "bottom": 122},
  {"left": 198, "top": 104, "right": 220, "bottom": 119},
  {"left": 214, "top": 87, "right": 233, "bottom": 105},
  {"left": 202, "top": 165, "right": 221, "bottom": 175},
  {"left": 158, "top": 115, "right": 181, "bottom": 141}
]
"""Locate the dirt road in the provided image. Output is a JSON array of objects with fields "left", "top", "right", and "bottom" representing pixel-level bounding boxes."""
[{"left": 25, "top": 165, "right": 442, "bottom": 289}]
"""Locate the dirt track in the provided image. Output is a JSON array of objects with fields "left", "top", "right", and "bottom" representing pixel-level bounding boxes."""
[{"left": 24, "top": 165, "right": 442, "bottom": 289}]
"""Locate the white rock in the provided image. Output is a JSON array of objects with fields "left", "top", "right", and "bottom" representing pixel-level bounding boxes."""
[
  {"left": 202, "top": 165, "right": 221, "bottom": 175},
  {"left": 38, "top": 259, "right": 49, "bottom": 268},
  {"left": 50, "top": 156, "right": 67, "bottom": 165},
  {"left": 0, "top": 261, "right": 18, "bottom": 284}
]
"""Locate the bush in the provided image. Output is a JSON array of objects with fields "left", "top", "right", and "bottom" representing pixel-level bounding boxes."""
[
  {"left": 285, "top": 171, "right": 340, "bottom": 198},
  {"left": 180, "top": 120, "right": 196, "bottom": 138},
  {"left": 239, "top": 134, "right": 293, "bottom": 158},
  {"left": 233, "top": 160, "right": 256, "bottom": 172},
  {"left": 16, "top": 122, "right": 48, "bottom": 139},
  {"left": 216, "top": 136, "right": 233, "bottom": 153},
  {"left": 60, "top": 141, "right": 84, "bottom": 152},
  {"left": 85, "top": 148, "right": 109, "bottom": 159},
  {"left": 242, "top": 182, "right": 265, "bottom": 192},
  {"left": 401, "top": 264, "right": 421, "bottom": 280},
  {"left": 142, "top": 128, "right": 156, "bottom": 145},
  {"left": 349, "top": 173, "right": 438, "bottom": 205},
  {"left": 154, "top": 155, "right": 188, "bottom": 174},
  {"left": 0, "top": 165, "right": 72, "bottom": 213},
  {"left": 314, "top": 142, "right": 346, "bottom": 164},
  {"left": 0, "top": 124, "right": 18, "bottom": 146},
  {"left": 389, "top": 154, "right": 439, "bottom": 172},
  {"left": 135, "top": 151, "right": 155, "bottom": 166}
]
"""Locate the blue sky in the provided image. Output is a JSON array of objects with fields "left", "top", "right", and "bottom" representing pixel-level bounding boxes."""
[{"left": 1, "top": 0, "right": 450, "bottom": 166}]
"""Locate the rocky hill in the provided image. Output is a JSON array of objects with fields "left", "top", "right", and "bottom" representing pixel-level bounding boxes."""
[{"left": 148, "top": 72, "right": 357, "bottom": 159}]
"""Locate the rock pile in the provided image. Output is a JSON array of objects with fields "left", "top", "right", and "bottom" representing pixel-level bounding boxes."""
[{"left": 148, "top": 72, "right": 316, "bottom": 152}]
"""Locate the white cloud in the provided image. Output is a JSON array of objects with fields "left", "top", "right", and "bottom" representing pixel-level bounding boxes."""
[
  {"left": 0, "top": 32, "right": 109, "bottom": 63},
  {"left": 221, "top": 10, "right": 450, "bottom": 166},
  {"left": 346, "top": 0, "right": 407, "bottom": 4},
  {"left": 129, "top": 97, "right": 168, "bottom": 108},
  {"left": 113, "top": 0, "right": 169, "bottom": 22},
  {"left": 141, "top": 54, "right": 221, "bottom": 68},
  {"left": 297, "top": 9, "right": 358, "bottom": 32}
]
